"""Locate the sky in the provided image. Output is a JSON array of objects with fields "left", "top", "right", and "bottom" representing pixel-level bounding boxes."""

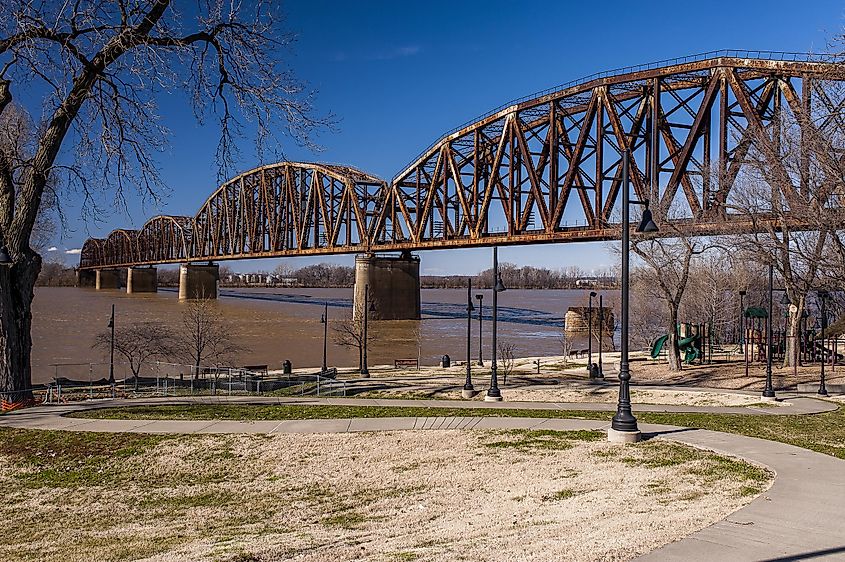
[{"left": 45, "top": 0, "right": 845, "bottom": 274}]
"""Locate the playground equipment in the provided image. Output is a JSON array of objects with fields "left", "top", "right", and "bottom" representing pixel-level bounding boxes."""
[
  {"left": 650, "top": 323, "right": 710, "bottom": 364},
  {"left": 741, "top": 305, "right": 843, "bottom": 377}
]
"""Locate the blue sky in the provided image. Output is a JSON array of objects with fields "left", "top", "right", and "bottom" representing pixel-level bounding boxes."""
[{"left": 48, "top": 0, "right": 844, "bottom": 274}]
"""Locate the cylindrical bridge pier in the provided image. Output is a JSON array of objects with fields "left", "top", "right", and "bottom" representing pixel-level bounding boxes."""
[
  {"left": 126, "top": 266, "right": 158, "bottom": 293},
  {"left": 95, "top": 269, "right": 121, "bottom": 290},
  {"left": 354, "top": 252, "right": 421, "bottom": 320},
  {"left": 179, "top": 263, "right": 219, "bottom": 300}
]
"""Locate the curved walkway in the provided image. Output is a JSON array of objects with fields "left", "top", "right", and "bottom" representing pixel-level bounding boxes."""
[{"left": 2, "top": 397, "right": 844, "bottom": 560}]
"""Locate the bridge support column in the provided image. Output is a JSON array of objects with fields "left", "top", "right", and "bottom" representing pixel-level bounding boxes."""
[
  {"left": 179, "top": 263, "right": 219, "bottom": 300},
  {"left": 354, "top": 252, "right": 421, "bottom": 320},
  {"left": 95, "top": 269, "right": 121, "bottom": 290},
  {"left": 76, "top": 269, "right": 96, "bottom": 287},
  {"left": 127, "top": 266, "right": 158, "bottom": 293}
]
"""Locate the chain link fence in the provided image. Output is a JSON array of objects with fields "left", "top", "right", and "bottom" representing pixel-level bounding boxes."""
[{"left": 38, "top": 361, "right": 346, "bottom": 404}]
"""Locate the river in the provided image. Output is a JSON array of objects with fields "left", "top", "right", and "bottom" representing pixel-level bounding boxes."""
[{"left": 30, "top": 286, "right": 615, "bottom": 384}]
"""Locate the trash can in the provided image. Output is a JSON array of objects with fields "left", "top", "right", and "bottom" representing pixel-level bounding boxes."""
[
  {"left": 283, "top": 360, "right": 292, "bottom": 374},
  {"left": 441, "top": 354, "right": 450, "bottom": 368}
]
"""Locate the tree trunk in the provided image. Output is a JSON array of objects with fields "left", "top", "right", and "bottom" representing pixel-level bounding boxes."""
[
  {"left": 783, "top": 296, "right": 804, "bottom": 368},
  {"left": 666, "top": 304, "right": 682, "bottom": 372},
  {"left": 0, "top": 251, "right": 41, "bottom": 403}
]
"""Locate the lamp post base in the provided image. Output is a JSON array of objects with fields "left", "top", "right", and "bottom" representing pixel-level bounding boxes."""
[
  {"left": 608, "top": 428, "right": 642, "bottom": 443},
  {"left": 760, "top": 394, "right": 777, "bottom": 402},
  {"left": 462, "top": 388, "right": 476, "bottom": 399},
  {"left": 484, "top": 393, "right": 503, "bottom": 402}
]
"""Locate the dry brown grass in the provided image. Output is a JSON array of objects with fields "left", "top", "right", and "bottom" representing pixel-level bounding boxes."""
[{"left": 0, "top": 429, "right": 771, "bottom": 562}]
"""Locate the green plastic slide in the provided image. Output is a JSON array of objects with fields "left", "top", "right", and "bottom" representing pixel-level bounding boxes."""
[
  {"left": 650, "top": 334, "right": 669, "bottom": 359},
  {"left": 650, "top": 333, "right": 702, "bottom": 363}
]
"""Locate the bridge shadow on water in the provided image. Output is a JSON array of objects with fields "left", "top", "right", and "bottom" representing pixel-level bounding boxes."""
[{"left": 213, "top": 289, "right": 565, "bottom": 328}]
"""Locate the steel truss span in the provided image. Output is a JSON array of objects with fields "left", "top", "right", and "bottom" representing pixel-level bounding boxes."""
[{"left": 80, "top": 52, "right": 845, "bottom": 270}]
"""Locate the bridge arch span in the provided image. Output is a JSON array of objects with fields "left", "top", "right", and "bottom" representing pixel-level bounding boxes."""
[
  {"left": 102, "top": 230, "right": 139, "bottom": 267},
  {"left": 78, "top": 51, "right": 845, "bottom": 270},
  {"left": 138, "top": 216, "right": 193, "bottom": 264},
  {"left": 191, "top": 161, "right": 388, "bottom": 260}
]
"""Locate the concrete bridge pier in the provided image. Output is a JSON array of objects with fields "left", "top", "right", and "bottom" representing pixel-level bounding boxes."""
[
  {"left": 76, "top": 269, "right": 96, "bottom": 287},
  {"left": 179, "top": 263, "right": 219, "bottom": 300},
  {"left": 95, "top": 269, "right": 121, "bottom": 290},
  {"left": 127, "top": 266, "right": 158, "bottom": 294},
  {"left": 354, "top": 252, "right": 421, "bottom": 320}
]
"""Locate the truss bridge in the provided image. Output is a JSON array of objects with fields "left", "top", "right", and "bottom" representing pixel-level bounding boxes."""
[{"left": 78, "top": 50, "right": 845, "bottom": 313}]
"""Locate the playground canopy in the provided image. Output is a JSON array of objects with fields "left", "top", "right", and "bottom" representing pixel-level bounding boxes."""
[{"left": 743, "top": 307, "right": 768, "bottom": 319}]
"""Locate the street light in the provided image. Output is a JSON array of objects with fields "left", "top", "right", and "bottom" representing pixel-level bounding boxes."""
[
  {"left": 107, "top": 304, "right": 115, "bottom": 385},
  {"left": 486, "top": 246, "right": 507, "bottom": 402},
  {"left": 320, "top": 302, "right": 328, "bottom": 373},
  {"left": 588, "top": 291, "right": 597, "bottom": 378},
  {"left": 597, "top": 294, "right": 605, "bottom": 378},
  {"left": 739, "top": 289, "right": 747, "bottom": 351},
  {"left": 611, "top": 149, "right": 658, "bottom": 442},
  {"left": 762, "top": 265, "right": 776, "bottom": 400},
  {"left": 464, "top": 278, "right": 475, "bottom": 398},
  {"left": 475, "top": 293, "right": 484, "bottom": 366},
  {"left": 361, "top": 284, "right": 375, "bottom": 377},
  {"left": 818, "top": 290, "right": 830, "bottom": 396}
]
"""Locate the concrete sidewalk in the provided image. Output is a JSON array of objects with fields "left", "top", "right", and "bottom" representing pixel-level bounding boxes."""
[{"left": 2, "top": 398, "right": 844, "bottom": 560}]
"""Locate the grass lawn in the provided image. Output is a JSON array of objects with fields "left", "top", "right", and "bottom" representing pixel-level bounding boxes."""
[
  {"left": 0, "top": 427, "right": 771, "bottom": 562},
  {"left": 70, "top": 401, "right": 845, "bottom": 460}
]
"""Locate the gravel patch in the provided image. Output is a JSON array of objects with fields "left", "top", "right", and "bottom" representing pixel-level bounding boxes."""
[{"left": 0, "top": 430, "right": 771, "bottom": 562}]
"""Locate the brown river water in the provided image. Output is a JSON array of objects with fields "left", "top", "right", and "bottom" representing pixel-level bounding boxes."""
[{"left": 30, "top": 287, "right": 614, "bottom": 384}]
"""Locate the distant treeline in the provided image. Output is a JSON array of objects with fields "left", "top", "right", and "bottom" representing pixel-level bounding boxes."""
[
  {"left": 36, "top": 261, "right": 616, "bottom": 290},
  {"left": 36, "top": 262, "right": 78, "bottom": 286},
  {"left": 423, "top": 264, "right": 616, "bottom": 289}
]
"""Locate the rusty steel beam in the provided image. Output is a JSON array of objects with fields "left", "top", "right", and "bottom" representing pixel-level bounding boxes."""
[{"left": 79, "top": 53, "right": 845, "bottom": 270}]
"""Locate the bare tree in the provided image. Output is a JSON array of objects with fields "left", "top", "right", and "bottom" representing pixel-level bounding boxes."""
[
  {"left": 627, "top": 223, "right": 716, "bottom": 371},
  {"left": 557, "top": 330, "right": 573, "bottom": 366},
  {"left": 332, "top": 300, "right": 375, "bottom": 371},
  {"left": 498, "top": 341, "right": 516, "bottom": 384},
  {"left": 93, "top": 322, "right": 174, "bottom": 385},
  {"left": 628, "top": 272, "right": 665, "bottom": 351},
  {"left": 725, "top": 73, "right": 845, "bottom": 367},
  {"left": 0, "top": 2, "right": 330, "bottom": 400},
  {"left": 176, "top": 296, "right": 243, "bottom": 372}
]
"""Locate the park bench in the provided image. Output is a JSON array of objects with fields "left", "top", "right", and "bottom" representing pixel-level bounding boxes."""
[
  {"left": 318, "top": 367, "right": 338, "bottom": 378},
  {"left": 243, "top": 364, "right": 268, "bottom": 376},
  {"left": 394, "top": 358, "right": 419, "bottom": 369}
]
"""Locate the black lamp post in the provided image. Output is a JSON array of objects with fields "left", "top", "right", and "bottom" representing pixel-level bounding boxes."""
[
  {"left": 819, "top": 290, "right": 829, "bottom": 396},
  {"left": 320, "top": 302, "right": 328, "bottom": 373},
  {"left": 464, "top": 278, "right": 475, "bottom": 397},
  {"left": 781, "top": 292, "right": 791, "bottom": 364},
  {"left": 588, "top": 291, "right": 597, "bottom": 378},
  {"left": 611, "top": 149, "right": 658, "bottom": 439},
  {"left": 107, "top": 304, "right": 115, "bottom": 384},
  {"left": 739, "top": 289, "right": 747, "bottom": 349},
  {"left": 361, "top": 284, "right": 374, "bottom": 378},
  {"left": 486, "top": 246, "right": 507, "bottom": 401},
  {"left": 475, "top": 293, "right": 484, "bottom": 366},
  {"left": 762, "top": 265, "right": 776, "bottom": 399},
  {"left": 598, "top": 294, "right": 604, "bottom": 378}
]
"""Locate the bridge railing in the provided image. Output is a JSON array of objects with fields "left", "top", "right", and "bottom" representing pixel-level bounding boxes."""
[{"left": 393, "top": 49, "right": 843, "bottom": 181}]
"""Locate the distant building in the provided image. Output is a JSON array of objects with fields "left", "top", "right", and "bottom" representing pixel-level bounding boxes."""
[{"left": 575, "top": 276, "right": 617, "bottom": 289}]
